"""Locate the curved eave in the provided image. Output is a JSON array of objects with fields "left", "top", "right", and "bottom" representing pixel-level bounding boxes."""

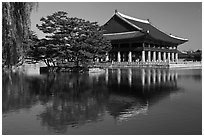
[
  {"left": 150, "top": 23, "right": 188, "bottom": 44},
  {"left": 103, "top": 31, "right": 144, "bottom": 40},
  {"left": 148, "top": 33, "right": 188, "bottom": 45},
  {"left": 116, "top": 11, "right": 188, "bottom": 45},
  {"left": 169, "top": 34, "right": 188, "bottom": 42}
]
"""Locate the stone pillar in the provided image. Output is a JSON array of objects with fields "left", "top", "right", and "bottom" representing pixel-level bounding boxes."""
[
  {"left": 171, "top": 52, "right": 175, "bottom": 62},
  {"left": 153, "top": 51, "right": 156, "bottom": 62},
  {"left": 128, "top": 51, "right": 132, "bottom": 62},
  {"left": 175, "top": 53, "right": 178, "bottom": 62},
  {"left": 167, "top": 52, "right": 171, "bottom": 62},
  {"left": 142, "top": 50, "right": 145, "bottom": 62},
  {"left": 96, "top": 58, "right": 99, "bottom": 62},
  {"left": 158, "top": 52, "right": 161, "bottom": 62},
  {"left": 105, "top": 52, "right": 109, "bottom": 61},
  {"left": 163, "top": 52, "right": 166, "bottom": 62},
  {"left": 148, "top": 51, "right": 151, "bottom": 62},
  {"left": 117, "top": 51, "right": 121, "bottom": 62}
]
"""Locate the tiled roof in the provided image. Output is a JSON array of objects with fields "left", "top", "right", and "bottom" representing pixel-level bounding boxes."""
[
  {"left": 105, "top": 11, "right": 188, "bottom": 44},
  {"left": 104, "top": 31, "right": 144, "bottom": 40}
]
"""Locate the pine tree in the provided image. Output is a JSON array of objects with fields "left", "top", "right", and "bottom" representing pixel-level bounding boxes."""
[{"left": 35, "top": 11, "right": 111, "bottom": 67}]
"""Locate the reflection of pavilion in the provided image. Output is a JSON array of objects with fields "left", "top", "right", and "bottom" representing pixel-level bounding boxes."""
[
  {"left": 140, "top": 68, "right": 178, "bottom": 87},
  {"left": 117, "top": 104, "right": 148, "bottom": 122},
  {"left": 105, "top": 68, "right": 179, "bottom": 122},
  {"left": 106, "top": 94, "right": 148, "bottom": 122},
  {"left": 105, "top": 68, "right": 178, "bottom": 88}
]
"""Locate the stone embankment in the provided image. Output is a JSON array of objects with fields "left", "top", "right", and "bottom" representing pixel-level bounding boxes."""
[{"left": 169, "top": 62, "right": 202, "bottom": 68}]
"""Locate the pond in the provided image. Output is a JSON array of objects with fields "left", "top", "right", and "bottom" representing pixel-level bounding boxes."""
[{"left": 2, "top": 68, "right": 202, "bottom": 135}]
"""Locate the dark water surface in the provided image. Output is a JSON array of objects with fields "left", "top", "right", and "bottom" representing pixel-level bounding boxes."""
[{"left": 2, "top": 68, "right": 202, "bottom": 135}]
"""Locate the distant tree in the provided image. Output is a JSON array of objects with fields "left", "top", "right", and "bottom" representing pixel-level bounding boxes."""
[
  {"left": 193, "top": 50, "right": 202, "bottom": 61},
  {"left": 180, "top": 49, "right": 202, "bottom": 61},
  {"left": 2, "top": 2, "right": 38, "bottom": 69},
  {"left": 35, "top": 11, "right": 111, "bottom": 67}
]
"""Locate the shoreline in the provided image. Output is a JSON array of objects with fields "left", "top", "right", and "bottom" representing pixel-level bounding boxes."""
[{"left": 3, "top": 61, "right": 202, "bottom": 75}]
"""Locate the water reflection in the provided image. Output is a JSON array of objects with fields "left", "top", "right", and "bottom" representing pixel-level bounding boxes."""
[
  {"left": 105, "top": 68, "right": 180, "bottom": 122},
  {"left": 3, "top": 68, "right": 181, "bottom": 133}
]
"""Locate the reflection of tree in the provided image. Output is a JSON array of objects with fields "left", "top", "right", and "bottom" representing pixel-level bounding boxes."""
[
  {"left": 2, "top": 72, "right": 110, "bottom": 133},
  {"left": 28, "top": 73, "right": 109, "bottom": 133},
  {"left": 2, "top": 73, "right": 38, "bottom": 113}
]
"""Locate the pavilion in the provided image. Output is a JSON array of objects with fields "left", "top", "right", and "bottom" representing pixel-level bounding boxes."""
[{"left": 102, "top": 10, "right": 188, "bottom": 64}]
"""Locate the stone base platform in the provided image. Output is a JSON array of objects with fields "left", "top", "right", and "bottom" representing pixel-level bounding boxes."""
[{"left": 93, "top": 61, "right": 202, "bottom": 68}]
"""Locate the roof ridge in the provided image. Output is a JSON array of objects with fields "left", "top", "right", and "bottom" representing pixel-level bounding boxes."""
[
  {"left": 115, "top": 12, "right": 143, "bottom": 31},
  {"left": 103, "top": 31, "right": 139, "bottom": 35},
  {"left": 117, "top": 11, "right": 150, "bottom": 24}
]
